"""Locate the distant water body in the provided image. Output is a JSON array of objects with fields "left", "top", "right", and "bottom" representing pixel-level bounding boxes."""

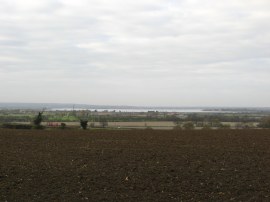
[
  {"left": 0, "top": 103, "right": 209, "bottom": 112},
  {"left": 50, "top": 108, "right": 225, "bottom": 113},
  {"left": 1, "top": 103, "right": 269, "bottom": 113}
]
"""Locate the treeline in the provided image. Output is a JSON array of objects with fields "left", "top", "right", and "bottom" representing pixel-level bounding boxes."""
[
  {"left": 0, "top": 115, "right": 33, "bottom": 122},
  {"left": 184, "top": 114, "right": 260, "bottom": 123},
  {"left": 0, "top": 114, "right": 262, "bottom": 123},
  {"left": 1, "top": 111, "right": 270, "bottom": 130}
]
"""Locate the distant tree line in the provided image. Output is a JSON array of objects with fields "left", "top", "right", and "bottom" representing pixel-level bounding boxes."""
[
  {"left": 0, "top": 115, "right": 33, "bottom": 122},
  {"left": 0, "top": 112, "right": 262, "bottom": 123}
]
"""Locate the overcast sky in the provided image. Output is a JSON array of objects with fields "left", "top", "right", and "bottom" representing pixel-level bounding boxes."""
[{"left": 0, "top": 0, "right": 269, "bottom": 107}]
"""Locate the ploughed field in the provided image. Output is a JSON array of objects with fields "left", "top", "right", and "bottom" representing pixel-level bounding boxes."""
[{"left": 0, "top": 129, "right": 270, "bottom": 201}]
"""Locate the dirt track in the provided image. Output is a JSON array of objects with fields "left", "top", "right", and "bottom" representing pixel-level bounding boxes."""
[{"left": 0, "top": 129, "right": 270, "bottom": 201}]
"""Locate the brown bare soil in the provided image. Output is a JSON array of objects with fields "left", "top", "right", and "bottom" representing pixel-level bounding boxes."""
[{"left": 0, "top": 129, "right": 270, "bottom": 201}]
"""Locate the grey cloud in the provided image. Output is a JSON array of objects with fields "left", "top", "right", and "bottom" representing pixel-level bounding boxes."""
[{"left": 0, "top": 0, "right": 270, "bottom": 106}]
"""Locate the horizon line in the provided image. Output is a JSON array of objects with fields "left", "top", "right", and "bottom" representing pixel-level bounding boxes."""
[{"left": 0, "top": 102, "right": 270, "bottom": 109}]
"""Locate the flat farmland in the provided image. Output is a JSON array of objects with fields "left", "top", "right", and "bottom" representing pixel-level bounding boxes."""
[
  {"left": 15, "top": 121, "right": 176, "bottom": 129},
  {"left": 0, "top": 129, "right": 270, "bottom": 201},
  {"left": 50, "top": 121, "right": 176, "bottom": 129}
]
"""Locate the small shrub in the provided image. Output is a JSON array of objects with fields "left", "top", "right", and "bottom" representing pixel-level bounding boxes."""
[
  {"left": 183, "top": 122, "right": 195, "bottom": 130},
  {"left": 218, "top": 124, "right": 231, "bottom": 129},
  {"left": 80, "top": 120, "right": 88, "bottom": 130},
  {"left": 202, "top": 125, "right": 212, "bottom": 130},
  {"left": 60, "top": 123, "right": 66, "bottom": 129},
  {"left": 258, "top": 117, "right": 270, "bottom": 128}
]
